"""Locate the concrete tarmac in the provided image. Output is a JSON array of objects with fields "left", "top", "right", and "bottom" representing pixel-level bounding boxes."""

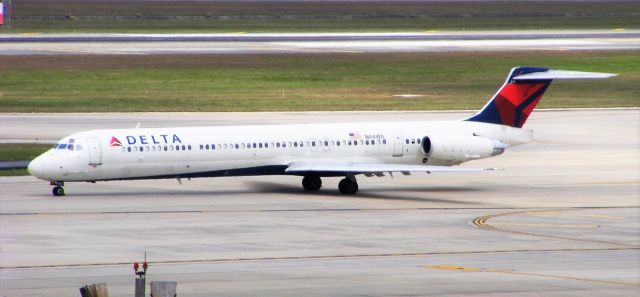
[
  {"left": 1, "top": 109, "right": 639, "bottom": 296},
  {"left": 1, "top": 30, "right": 638, "bottom": 55}
]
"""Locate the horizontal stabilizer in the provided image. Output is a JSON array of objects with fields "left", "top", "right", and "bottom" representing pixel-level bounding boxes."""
[
  {"left": 513, "top": 70, "right": 617, "bottom": 81},
  {"left": 465, "top": 66, "right": 618, "bottom": 128}
]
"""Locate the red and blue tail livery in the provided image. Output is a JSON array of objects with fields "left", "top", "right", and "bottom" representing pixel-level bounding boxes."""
[{"left": 466, "top": 67, "right": 617, "bottom": 128}]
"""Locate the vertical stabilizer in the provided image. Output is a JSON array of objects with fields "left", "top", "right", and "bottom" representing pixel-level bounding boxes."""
[{"left": 465, "top": 67, "right": 617, "bottom": 128}]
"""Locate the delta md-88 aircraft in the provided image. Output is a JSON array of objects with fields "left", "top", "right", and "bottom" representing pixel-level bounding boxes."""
[{"left": 28, "top": 67, "right": 616, "bottom": 196}]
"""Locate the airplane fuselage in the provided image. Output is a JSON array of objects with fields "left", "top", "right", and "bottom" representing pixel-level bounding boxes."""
[{"left": 28, "top": 120, "right": 529, "bottom": 182}]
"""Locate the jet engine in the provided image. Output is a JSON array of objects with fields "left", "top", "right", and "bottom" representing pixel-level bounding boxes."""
[{"left": 421, "top": 135, "right": 507, "bottom": 164}]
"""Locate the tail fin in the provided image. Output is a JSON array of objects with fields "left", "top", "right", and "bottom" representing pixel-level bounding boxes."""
[{"left": 465, "top": 67, "right": 617, "bottom": 128}]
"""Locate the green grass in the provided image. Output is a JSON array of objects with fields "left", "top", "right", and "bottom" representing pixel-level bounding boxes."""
[
  {"left": 0, "top": 143, "right": 51, "bottom": 161},
  {"left": 4, "top": 0, "right": 639, "bottom": 33},
  {"left": 0, "top": 144, "right": 51, "bottom": 176},
  {"left": 7, "top": 16, "right": 639, "bottom": 34},
  {"left": 0, "top": 52, "right": 638, "bottom": 113}
]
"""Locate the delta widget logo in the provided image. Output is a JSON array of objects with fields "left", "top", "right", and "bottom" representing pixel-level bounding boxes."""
[{"left": 110, "top": 137, "right": 122, "bottom": 147}]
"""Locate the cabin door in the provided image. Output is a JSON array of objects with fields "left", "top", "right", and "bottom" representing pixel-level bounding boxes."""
[
  {"left": 87, "top": 137, "right": 102, "bottom": 165},
  {"left": 393, "top": 134, "right": 403, "bottom": 157}
]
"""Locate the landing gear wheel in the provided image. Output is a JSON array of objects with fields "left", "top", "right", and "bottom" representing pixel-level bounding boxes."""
[
  {"left": 52, "top": 186, "right": 65, "bottom": 197},
  {"left": 302, "top": 175, "right": 322, "bottom": 191},
  {"left": 338, "top": 178, "right": 358, "bottom": 195}
]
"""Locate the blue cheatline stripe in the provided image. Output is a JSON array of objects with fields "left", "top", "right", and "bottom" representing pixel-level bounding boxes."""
[{"left": 98, "top": 165, "right": 349, "bottom": 182}]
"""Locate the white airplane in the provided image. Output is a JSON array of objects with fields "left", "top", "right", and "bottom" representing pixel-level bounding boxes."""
[{"left": 28, "top": 67, "right": 616, "bottom": 196}]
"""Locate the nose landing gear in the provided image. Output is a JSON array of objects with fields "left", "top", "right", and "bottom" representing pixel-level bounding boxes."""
[{"left": 50, "top": 181, "right": 65, "bottom": 196}]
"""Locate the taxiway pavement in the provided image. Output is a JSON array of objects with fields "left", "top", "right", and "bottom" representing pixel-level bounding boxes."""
[
  {"left": 1, "top": 109, "right": 639, "bottom": 296},
  {"left": 1, "top": 30, "right": 639, "bottom": 55}
]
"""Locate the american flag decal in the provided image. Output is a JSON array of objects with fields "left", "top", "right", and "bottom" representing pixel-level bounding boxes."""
[{"left": 349, "top": 132, "right": 361, "bottom": 140}]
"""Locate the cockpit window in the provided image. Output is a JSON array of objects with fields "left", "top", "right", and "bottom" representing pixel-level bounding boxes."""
[{"left": 56, "top": 142, "right": 83, "bottom": 151}]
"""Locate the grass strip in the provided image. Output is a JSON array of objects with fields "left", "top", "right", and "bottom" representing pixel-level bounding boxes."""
[
  {"left": 1, "top": 52, "right": 638, "bottom": 113},
  {"left": 5, "top": 0, "right": 639, "bottom": 33},
  {"left": 0, "top": 144, "right": 51, "bottom": 176}
]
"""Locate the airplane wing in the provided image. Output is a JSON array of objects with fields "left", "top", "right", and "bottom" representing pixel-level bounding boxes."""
[{"left": 284, "top": 161, "right": 497, "bottom": 176}]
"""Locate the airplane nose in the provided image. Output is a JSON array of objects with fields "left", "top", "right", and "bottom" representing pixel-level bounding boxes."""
[{"left": 28, "top": 156, "right": 46, "bottom": 179}]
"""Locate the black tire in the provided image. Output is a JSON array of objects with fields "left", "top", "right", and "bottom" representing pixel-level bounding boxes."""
[
  {"left": 338, "top": 178, "right": 358, "bottom": 195},
  {"left": 302, "top": 175, "right": 322, "bottom": 191},
  {"left": 52, "top": 186, "right": 65, "bottom": 196}
]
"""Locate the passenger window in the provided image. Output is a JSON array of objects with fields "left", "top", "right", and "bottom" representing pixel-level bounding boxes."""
[
  {"left": 282, "top": 142, "right": 287, "bottom": 148},
  {"left": 365, "top": 140, "right": 369, "bottom": 145},
  {"left": 276, "top": 143, "right": 281, "bottom": 148},
  {"left": 348, "top": 141, "right": 352, "bottom": 146},
  {"left": 411, "top": 139, "right": 416, "bottom": 144},
  {"left": 235, "top": 144, "right": 239, "bottom": 149},
  {"left": 336, "top": 141, "right": 340, "bottom": 146},
  {"left": 182, "top": 145, "right": 186, "bottom": 150},
  {"left": 127, "top": 147, "right": 132, "bottom": 152},
  {"left": 288, "top": 142, "right": 292, "bottom": 147},
  {"left": 300, "top": 142, "right": 304, "bottom": 147},
  {"left": 212, "top": 144, "right": 216, "bottom": 150},
  {"left": 140, "top": 146, "right": 144, "bottom": 152},
  {"left": 417, "top": 138, "right": 421, "bottom": 144},
  {"left": 188, "top": 145, "right": 192, "bottom": 150},
  {"left": 405, "top": 139, "right": 409, "bottom": 144},
  {"left": 354, "top": 141, "right": 357, "bottom": 146},
  {"left": 175, "top": 145, "right": 180, "bottom": 151},
  {"left": 253, "top": 143, "right": 257, "bottom": 148},
  {"left": 294, "top": 142, "right": 298, "bottom": 147},
  {"left": 311, "top": 141, "right": 316, "bottom": 147},
  {"left": 259, "top": 143, "right": 263, "bottom": 148},
  {"left": 264, "top": 143, "right": 269, "bottom": 148},
  {"left": 164, "top": 146, "right": 168, "bottom": 151},
  {"left": 383, "top": 139, "right": 387, "bottom": 144}
]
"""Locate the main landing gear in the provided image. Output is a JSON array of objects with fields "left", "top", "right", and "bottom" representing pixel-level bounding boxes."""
[
  {"left": 302, "top": 175, "right": 322, "bottom": 191},
  {"left": 301, "top": 175, "right": 359, "bottom": 195},
  {"left": 50, "top": 181, "right": 65, "bottom": 196},
  {"left": 338, "top": 177, "right": 358, "bottom": 195}
]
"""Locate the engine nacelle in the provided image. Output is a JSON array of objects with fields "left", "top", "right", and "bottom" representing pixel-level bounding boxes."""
[{"left": 421, "top": 135, "right": 507, "bottom": 164}]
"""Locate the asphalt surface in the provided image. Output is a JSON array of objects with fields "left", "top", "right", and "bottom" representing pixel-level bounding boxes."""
[
  {"left": 1, "top": 109, "right": 638, "bottom": 296},
  {"left": 1, "top": 30, "right": 639, "bottom": 54}
]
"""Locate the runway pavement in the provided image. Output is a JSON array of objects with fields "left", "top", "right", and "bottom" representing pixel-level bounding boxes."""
[
  {"left": 1, "top": 30, "right": 639, "bottom": 54},
  {"left": 1, "top": 109, "right": 639, "bottom": 296}
]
